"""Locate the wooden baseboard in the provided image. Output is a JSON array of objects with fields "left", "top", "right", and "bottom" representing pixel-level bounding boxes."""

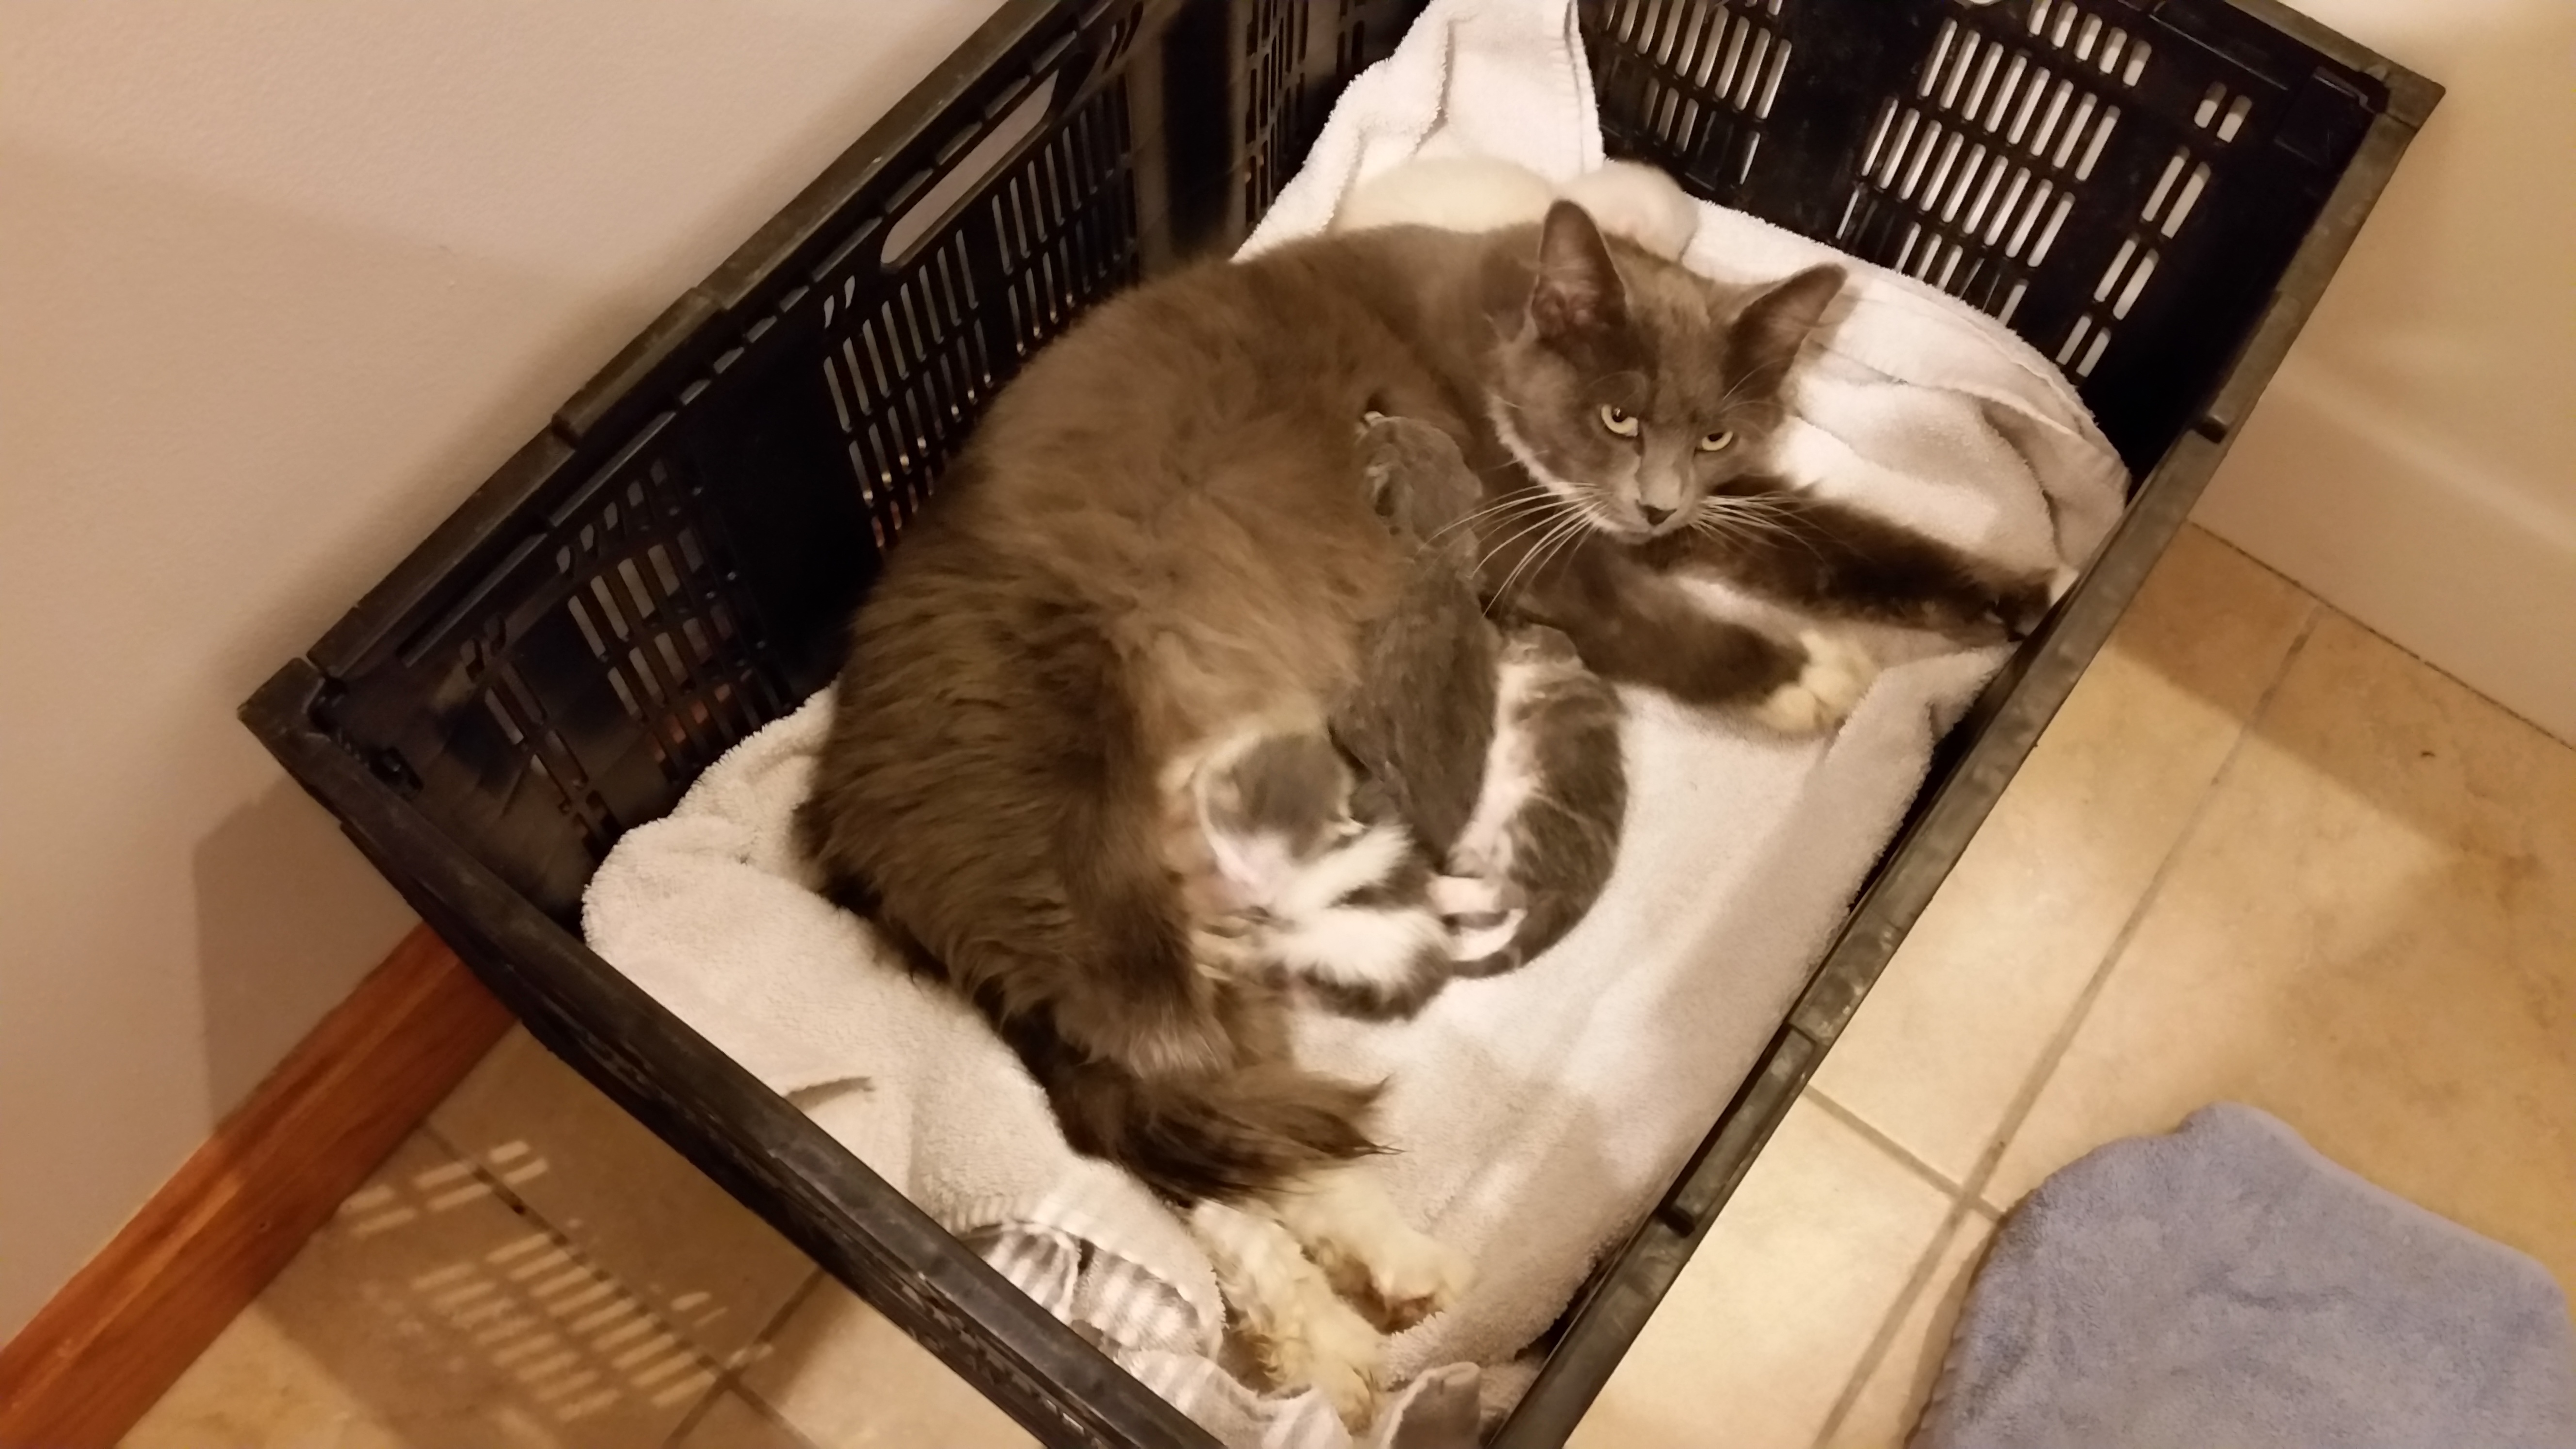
[{"left": 0, "top": 925, "right": 513, "bottom": 1449}]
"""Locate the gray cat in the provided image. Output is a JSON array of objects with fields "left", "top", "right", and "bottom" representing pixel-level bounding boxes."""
[{"left": 797, "top": 199, "right": 2048, "bottom": 1415}]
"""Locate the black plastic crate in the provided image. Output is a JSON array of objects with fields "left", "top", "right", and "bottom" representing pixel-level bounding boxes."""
[{"left": 242, "top": 1, "right": 2436, "bottom": 1444}]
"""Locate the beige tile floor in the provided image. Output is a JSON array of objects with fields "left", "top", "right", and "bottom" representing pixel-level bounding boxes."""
[{"left": 127, "top": 526, "right": 2576, "bottom": 1449}]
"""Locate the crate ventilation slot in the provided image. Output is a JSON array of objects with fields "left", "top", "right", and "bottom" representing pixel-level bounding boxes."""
[
  {"left": 1831, "top": 0, "right": 2167, "bottom": 340},
  {"left": 2140, "top": 146, "right": 2211, "bottom": 236},
  {"left": 2024, "top": 0, "right": 2152, "bottom": 85},
  {"left": 1333, "top": 0, "right": 1374, "bottom": 74},
  {"left": 817, "top": 85, "right": 1137, "bottom": 549},
  {"left": 2193, "top": 80, "right": 2254, "bottom": 142},
  {"left": 1243, "top": 0, "right": 1313, "bottom": 223},
  {"left": 541, "top": 462, "right": 777, "bottom": 787},
  {"left": 883, "top": 74, "right": 1059, "bottom": 269},
  {"left": 1594, "top": 0, "right": 1790, "bottom": 188},
  {"left": 1244, "top": 2, "right": 1381, "bottom": 225}
]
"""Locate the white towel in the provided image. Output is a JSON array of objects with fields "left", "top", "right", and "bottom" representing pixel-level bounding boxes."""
[{"left": 585, "top": 0, "right": 2126, "bottom": 1440}]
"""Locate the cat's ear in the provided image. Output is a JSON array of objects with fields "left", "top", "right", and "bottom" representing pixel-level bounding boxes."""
[
  {"left": 1730, "top": 263, "right": 1846, "bottom": 385},
  {"left": 1530, "top": 201, "right": 1626, "bottom": 341}
]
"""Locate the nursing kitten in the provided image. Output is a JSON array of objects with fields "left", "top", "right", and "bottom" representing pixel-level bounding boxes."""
[
  {"left": 1183, "top": 411, "right": 1625, "bottom": 1023},
  {"left": 800, "top": 176, "right": 2052, "bottom": 1420},
  {"left": 1446, "top": 623, "right": 1625, "bottom": 975},
  {"left": 1184, "top": 724, "right": 1457, "bottom": 1021},
  {"left": 1334, "top": 412, "right": 1626, "bottom": 978}
]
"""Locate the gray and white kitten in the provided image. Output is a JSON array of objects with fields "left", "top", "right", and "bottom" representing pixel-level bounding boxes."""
[
  {"left": 1335, "top": 413, "right": 1625, "bottom": 978},
  {"left": 1187, "top": 414, "right": 1626, "bottom": 1018}
]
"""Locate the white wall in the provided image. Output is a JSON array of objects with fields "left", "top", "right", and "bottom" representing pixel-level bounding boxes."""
[
  {"left": 2196, "top": 0, "right": 2575, "bottom": 744},
  {"left": 0, "top": 0, "right": 1003, "bottom": 1341}
]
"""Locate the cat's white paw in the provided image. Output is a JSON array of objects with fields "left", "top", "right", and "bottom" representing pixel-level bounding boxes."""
[
  {"left": 1190, "top": 1203, "right": 1386, "bottom": 1428},
  {"left": 1272, "top": 1283, "right": 1386, "bottom": 1429},
  {"left": 1753, "top": 632, "right": 1878, "bottom": 735},
  {"left": 1444, "top": 908, "right": 1526, "bottom": 964},
  {"left": 1264, "top": 1166, "right": 1475, "bottom": 1333},
  {"left": 1356, "top": 1223, "right": 1477, "bottom": 1332}
]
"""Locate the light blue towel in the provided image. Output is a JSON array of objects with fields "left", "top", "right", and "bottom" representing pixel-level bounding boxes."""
[{"left": 1918, "top": 1103, "right": 2576, "bottom": 1449}]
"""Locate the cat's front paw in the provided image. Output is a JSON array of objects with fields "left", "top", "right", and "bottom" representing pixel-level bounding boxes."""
[
  {"left": 1988, "top": 564, "right": 2077, "bottom": 640},
  {"left": 1753, "top": 632, "right": 1877, "bottom": 734}
]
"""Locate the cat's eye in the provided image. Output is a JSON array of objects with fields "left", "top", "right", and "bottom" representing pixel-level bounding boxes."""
[
  {"left": 1698, "top": 429, "right": 1736, "bottom": 452},
  {"left": 1598, "top": 404, "right": 1641, "bottom": 438}
]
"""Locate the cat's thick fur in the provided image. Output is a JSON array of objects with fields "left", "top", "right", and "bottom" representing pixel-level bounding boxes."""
[
  {"left": 799, "top": 194, "right": 2045, "bottom": 1415},
  {"left": 801, "top": 201, "right": 2041, "bottom": 1194}
]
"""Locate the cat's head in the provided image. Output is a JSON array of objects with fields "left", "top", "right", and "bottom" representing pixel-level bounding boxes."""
[{"left": 1490, "top": 201, "right": 1844, "bottom": 542}]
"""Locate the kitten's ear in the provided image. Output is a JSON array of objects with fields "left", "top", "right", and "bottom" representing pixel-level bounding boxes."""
[
  {"left": 1529, "top": 201, "right": 1626, "bottom": 341},
  {"left": 1194, "top": 770, "right": 1281, "bottom": 904},
  {"left": 1730, "top": 263, "right": 1846, "bottom": 385}
]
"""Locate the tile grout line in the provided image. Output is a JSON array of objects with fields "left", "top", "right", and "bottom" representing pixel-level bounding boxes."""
[
  {"left": 1805, "top": 1087, "right": 1974, "bottom": 1200},
  {"left": 1798, "top": 1081, "right": 1988, "bottom": 1449},
  {"left": 1807, "top": 595, "right": 2321, "bottom": 1449},
  {"left": 656, "top": 1374, "right": 727, "bottom": 1448},
  {"left": 709, "top": 1268, "right": 830, "bottom": 1444},
  {"left": 1806, "top": 1196, "right": 1980, "bottom": 1449},
  {"left": 1951, "top": 599, "right": 2322, "bottom": 1215},
  {"left": 415, "top": 1120, "right": 740, "bottom": 1438}
]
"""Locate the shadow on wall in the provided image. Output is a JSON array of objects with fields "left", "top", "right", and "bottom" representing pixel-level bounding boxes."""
[
  {"left": 2193, "top": 0, "right": 2576, "bottom": 745},
  {"left": 7, "top": 0, "right": 1017, "bottom": 1343},
  {"left": 191, "top": 783, "right": 425, "bottom": 1111},
  {"left": 0, "top": 133, "right": 650, "bottom": 1334},
  {"left": 14, "top": 125, "right": 676, "bottom": 1046}
]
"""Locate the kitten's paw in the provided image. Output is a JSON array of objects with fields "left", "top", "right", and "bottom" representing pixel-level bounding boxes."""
[
  {"left": 1753, "top": 632, "right": 1877, "bottom": 734},
  {"left": 1443, "top": 908, "right": 1526, "bottom": 965},
  {"left": 1265, "top": 1168, "right": 1476, "bottom": 1335},
  {"left": 1356, "top": 1225, "right": 1477, "bottom": 1333},
  {"left": 1433, "top": 875, "right": 1526, "bottom": 964},
  {"left": 1274, "top": 1288, "right": 1386, "bottom": 1429},
  {"left": 1193, "top": 1203, "right": 1385, "bottom": 1428}
]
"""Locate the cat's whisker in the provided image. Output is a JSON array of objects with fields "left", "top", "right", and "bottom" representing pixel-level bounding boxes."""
[
  {"left": 1491, "top": 510, "right": 1594, "bottom": 612},
  {"left": 1711, "top": 358, "right": 1794, "bottom": 414},
  {"left": 1497, "top": 505, "right": 1596, "bottom": 598},
  {"left": 1437, "top": 491, "right": 1560, "bottom": 542},
  {"left": 1690, "top": 503, "right": 1828, "bottom": 564},
  {"left": 1690, "top": 503, "right": 1802, "bottom": 538},
  {"left": 1697, "top": 503, "right": 1802, "bottom": 531},
  {"left": 1476, "top": 499, "right": 1578, "bottom": 576},
  {"left": 1524, "top": 510, "right": 1594, "bottom": 597}
]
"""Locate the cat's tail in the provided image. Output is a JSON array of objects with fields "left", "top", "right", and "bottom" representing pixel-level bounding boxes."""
[{"left": 999, "top": 1008, "right": 1383, "bottom": 1204}]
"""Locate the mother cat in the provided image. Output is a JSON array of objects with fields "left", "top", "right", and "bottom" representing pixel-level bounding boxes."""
[{"left": 799, "top": 192, "right": 2045, "bottom": 1414}]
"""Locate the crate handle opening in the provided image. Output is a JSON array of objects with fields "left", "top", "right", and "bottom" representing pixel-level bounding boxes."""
[{"left": 882, "top": 72, "right": 1060, "bottom": 272}]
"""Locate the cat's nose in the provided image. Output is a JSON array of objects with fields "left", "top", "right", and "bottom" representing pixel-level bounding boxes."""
[{"left": 1638, "top": 503, "right": 1675, "bottom": 527}]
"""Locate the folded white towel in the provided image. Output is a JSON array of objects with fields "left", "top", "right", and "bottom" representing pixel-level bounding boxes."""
[{"left": 585, "top": 0, "right": 2127, "bottom": 1441}]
